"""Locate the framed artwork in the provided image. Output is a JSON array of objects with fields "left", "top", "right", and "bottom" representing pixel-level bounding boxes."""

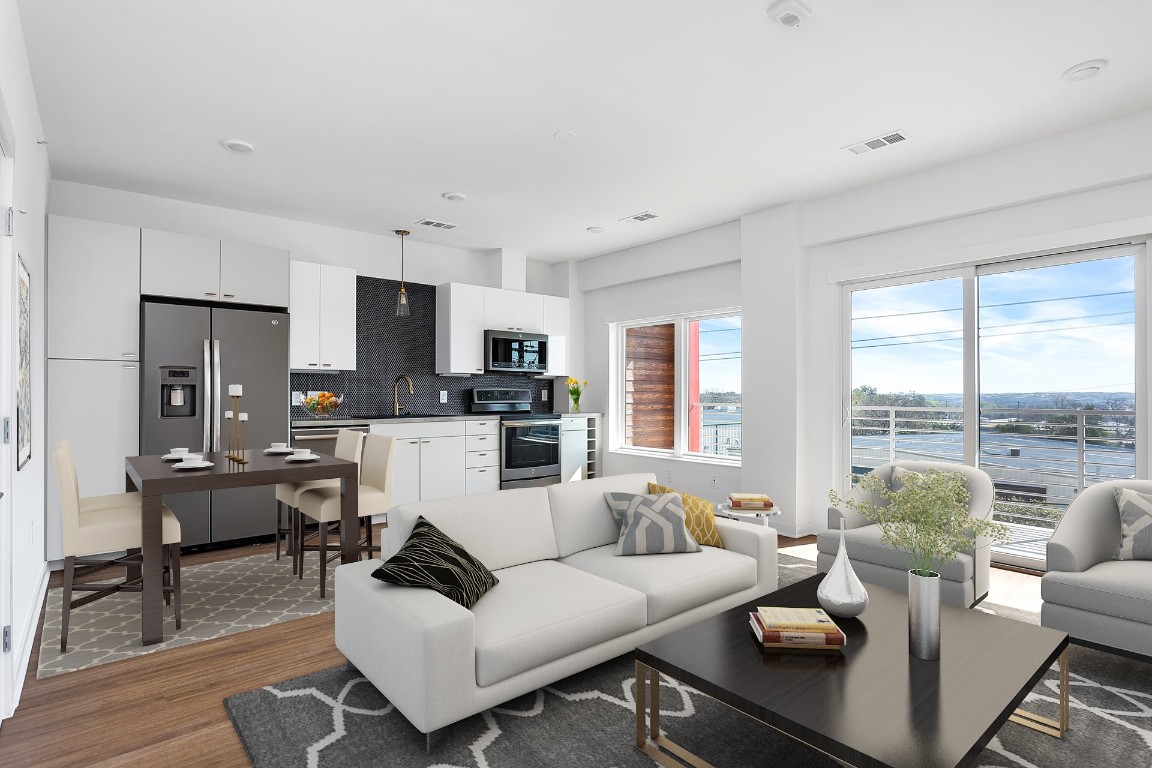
[{"left": 17, "top": 254, "right": 31, "bottom": 469}]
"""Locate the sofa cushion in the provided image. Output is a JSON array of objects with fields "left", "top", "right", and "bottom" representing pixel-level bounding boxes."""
[
  {"left": 1042, "top": 560, "right": 1152, "bottom": 625},
  {"left": 649, "top": 482, "right": 724, "bottom": 548},
  {"left": 816, "top": 524, "right": 974, "bottom": 583},
  {"left": 560, "top": 544, "right": 756, "bottom": 625},
  {"left": 386, "top": 487, "right": 558, "bottom": 571},
  {"left": 371, "top": 516, "right": 499, "bottom": 609},
  {"left": 548, "top": 473, "right": 656, "bottom": 557},
  {"left": 1113, "top": 487, "right": 1152, "bottom": 560},
  {"left": 472, "top": 560, "right": 647, "bottom": 687},
  {"left": 605, "top": 492, "right": 701, "bottom": 556}
]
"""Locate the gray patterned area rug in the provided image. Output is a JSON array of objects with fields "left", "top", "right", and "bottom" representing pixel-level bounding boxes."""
[
  {"left": 38, "top": 553, "right": 332, "bottom": 678},
  {"left": 226, "top": 554, "right": 1152, "bottom": 768}
]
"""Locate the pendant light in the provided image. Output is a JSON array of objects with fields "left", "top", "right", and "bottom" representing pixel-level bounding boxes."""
[{"left": 394, "top": 229, "right": 411, "bottom": 317}]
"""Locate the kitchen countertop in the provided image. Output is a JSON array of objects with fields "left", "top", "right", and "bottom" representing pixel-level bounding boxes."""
[{"left": 292, "top": 414, "right": 521, "bottom": 428}]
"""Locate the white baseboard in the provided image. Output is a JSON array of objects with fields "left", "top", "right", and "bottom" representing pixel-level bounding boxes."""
[{"left": 2, "top": 564, "right": 49, "bottom": 722}]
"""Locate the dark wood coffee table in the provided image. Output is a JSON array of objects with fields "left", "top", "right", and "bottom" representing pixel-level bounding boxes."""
[{"left": 634, "top": 575, "right": 1068, "bottom": 768}]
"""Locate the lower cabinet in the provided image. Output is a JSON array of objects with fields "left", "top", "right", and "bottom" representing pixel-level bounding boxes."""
[{"left": 374, "top": 421, "right": 492, "bottom": 506}]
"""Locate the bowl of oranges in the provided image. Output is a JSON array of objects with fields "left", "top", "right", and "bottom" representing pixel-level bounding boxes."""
[{"left": 301, "top": 391, "right": 343, "bottom": 417}]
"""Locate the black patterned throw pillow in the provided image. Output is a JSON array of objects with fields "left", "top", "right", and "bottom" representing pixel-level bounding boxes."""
[{"left": 371, "top": 516, "right": 499, "bottom": 608}]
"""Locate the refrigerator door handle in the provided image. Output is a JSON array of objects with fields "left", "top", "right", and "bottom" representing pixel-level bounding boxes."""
[
  {"left": 213, "top": 339, "right": 222, "bottom": 451},
  {"left": 202, "top": 339, "right": 212, "bottom": 452}
]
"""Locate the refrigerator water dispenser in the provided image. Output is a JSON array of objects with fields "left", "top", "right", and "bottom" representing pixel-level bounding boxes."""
[{"left": 160, "top": 366, "right": 197, "bottom": 418}]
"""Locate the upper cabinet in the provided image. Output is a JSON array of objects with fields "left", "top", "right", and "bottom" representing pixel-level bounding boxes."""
[
  {"left": 290, "top": 262, "right": 357, "bottom": 371},
  {"left": 220, "top": 240, "right": 291, "bottom": 306},
  {"left": 484, "top": 288, "right": 544, "bottom": 333},
  {"left": 48, "top": 215, "right": 141, "bottom": 361},
  {"left": 436, "top": 283, "right": 569, "bottom": 376},
  {"left": 436, "top": 283, "right": 486, "bottom": 375},
  {"left": 141, "top": 229, "right": 289, "bottom": 307},
  {"left": 542, "top": 295, "right": 570, "bottom": 378}
]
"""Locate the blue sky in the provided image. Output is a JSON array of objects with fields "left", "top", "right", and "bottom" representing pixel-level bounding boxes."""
[
  {"left": 696, "top": 315, "right": 742, "bottom": 395},
  {"left": 851, "top": 254, "right": 1135, "bottom": 395}
]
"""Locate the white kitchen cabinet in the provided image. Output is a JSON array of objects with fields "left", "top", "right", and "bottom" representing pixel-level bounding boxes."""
[
  {"left": 465, "top": 466, "right": 500, "bottom": 494},
  {"left": 141, "top": 229, "right": 289, "bottom": 306},
  {"left": 392, "top": 437, "right": 423, "bottom": 507},
  {"left": 542, "top": 295, "right": 570, "bottom": 378},
  {"left": 560, "top": 416, "right": 589, "bottom": 483},
  {"left": 419, "top": 436, "right": 467, "bottom": 500},
  {"left": 371, "top": 421, "right": 470, "bottom": 504},
  {"left": 48, "top": 215, "right": 141, "bottom": 361},
  {"left": 484, "top": 288, "right": 544, "bottom": 333},
  {"left": 220, "top": 240, "right": 290, "bottom": 306},
  {"left": 141, "top": 229, "right": 220, "bottom": 300},
  {"left": 290, "top": 262, "right": 357, "bottom": 371},
  {"left": 45, "top": 358, "right": 140, "bottom": 561},
  {"left": 436, "top": 283, "right": 486, "bottom": 375}
]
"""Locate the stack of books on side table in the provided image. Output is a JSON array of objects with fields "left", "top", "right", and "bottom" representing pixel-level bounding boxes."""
[
  {"left": 728, "top": 492, "right": 774, "bottom": 510},
  {"left": 749, "top": 606, "right": 846, "bottom": 653}
]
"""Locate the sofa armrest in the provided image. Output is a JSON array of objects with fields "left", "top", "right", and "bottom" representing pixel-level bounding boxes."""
[
  {"left": 334, "top": 560, "right": 477, "bottom": 734},
  {"left": 714, "top": 517, "right": 778, "bottom": 593},
  {"left": 1047, "top": 484, "right": 1123, "bottom": 573},
  {"left": 828, "top": 504, "right": 871, "bottom": 530}
]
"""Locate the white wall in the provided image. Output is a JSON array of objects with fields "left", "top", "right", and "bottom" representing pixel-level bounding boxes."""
[
  {"left": 1, "top": 0, "right": 52, "bottom": 723},
  {"left": 578, "top": 108, "right": 1152, "bottom": 538},
  {"left": 50, "top": 180, "right": 496, "bottom": 287},
  {"left": 579, "top": 222, "right": 742, "bottom": 505}
]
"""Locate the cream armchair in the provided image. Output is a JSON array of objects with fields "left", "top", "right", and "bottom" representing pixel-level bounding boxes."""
[
  {"left": 1041, "top": 480, "right": 1152, "bottom": 660},
  {"left": 818, "top": 461, "right": 996, "bottom": 608}
]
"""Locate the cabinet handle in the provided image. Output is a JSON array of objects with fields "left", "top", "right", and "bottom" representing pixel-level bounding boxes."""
[
  {"left": 475, "top": 368, "right": 483, "bottom": 372},
  {"left": 122, "top": 364, "right": 137, "bottom": 369},
  {"left": 204, "top": 292, "right": 217, "bottom": 297},
  {"left": 223, "top": 293, "right": 235, "bottom": 298},
  {"left": 477, "top": 453, "right": 487, "bottom": 457},
  {"left": 322, "top": 363, "right": 332, "bottom": 367},
  {"left": 122, "top": 352, "right": 136, "bottom": 358},
  {"left": 308, "top": 363, "right": 318, "bottom": 367},
  {"left": 478, "top": 469, "right": 487, "bottom": 473},
  {"left": 408, "top": 441, "right": 419, "bottom": 445},
  {"left": 477, "top": 422, "right": 488, "bottom": 426},
  {"left": 421, "top": 440, "right": 431, "bottom": 444},
  {"left": 476, "top": 436, "right": 487, "bottom": 441}
]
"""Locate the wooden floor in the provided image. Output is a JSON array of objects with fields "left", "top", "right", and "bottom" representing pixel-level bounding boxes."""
[{"left": 0, "top": 532, "right": 984, "bottom": 767}]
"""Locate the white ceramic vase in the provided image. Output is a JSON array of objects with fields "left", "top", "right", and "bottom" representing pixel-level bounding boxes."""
[{"left": 817, "top": 518, "right": 869, "bottom": 618}]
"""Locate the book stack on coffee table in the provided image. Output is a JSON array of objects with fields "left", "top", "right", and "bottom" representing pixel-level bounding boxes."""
[{"left": 749, "top": 606, "right": 846, "bottom": 653}]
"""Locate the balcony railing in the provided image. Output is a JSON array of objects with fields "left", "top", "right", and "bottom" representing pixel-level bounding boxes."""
[
  {"left": 695, "top": 402, "right": 742, "bottom": 457},
  {"left": 851, "top": 405, "right": 1137, "bottom": 567}
]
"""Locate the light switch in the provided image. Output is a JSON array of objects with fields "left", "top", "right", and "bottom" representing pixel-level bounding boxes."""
[
  {"left": 439, "top": 390, "right": 448, "bottom": 403},
  {"left": 291, "top": 391, "right": 303, "bottom": 405},
  {"left": 542, "top": 388, "right": 548, "bottom": 402}
]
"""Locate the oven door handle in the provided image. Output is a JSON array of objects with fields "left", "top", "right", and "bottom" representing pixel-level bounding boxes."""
[{"left": 501, "top": 420, "right": 560, "bottom": 428}]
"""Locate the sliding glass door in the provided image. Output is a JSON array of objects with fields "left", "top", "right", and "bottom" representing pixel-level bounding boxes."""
[{"left": 846, "top": 246, "right": 1141, "bottom": 569}]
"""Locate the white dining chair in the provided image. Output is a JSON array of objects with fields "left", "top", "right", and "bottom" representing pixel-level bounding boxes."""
[
  {"left": 53, "top": 440, "right": 183, "bottom": 652},
  {"left": 296, "top": 433, "right": 396, "bottom": 597},
  {"left": 274, "top": 429, "right": 365, "bottom": 572}
]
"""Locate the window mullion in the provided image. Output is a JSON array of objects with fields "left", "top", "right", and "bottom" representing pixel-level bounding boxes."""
[{"left": 962, "top": 268, "right": 979, "bottom": 467}]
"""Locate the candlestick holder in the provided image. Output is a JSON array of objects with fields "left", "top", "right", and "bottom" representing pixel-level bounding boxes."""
[{"left": 227, "top": 395, "right": 249, "bottom": 464}]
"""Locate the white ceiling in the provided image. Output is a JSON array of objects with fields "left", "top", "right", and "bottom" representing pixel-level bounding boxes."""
[{"left": 17, "top": 1, "right": 1152, "bottom": 262}]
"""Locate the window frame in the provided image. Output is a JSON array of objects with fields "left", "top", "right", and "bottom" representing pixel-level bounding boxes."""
[{"left": 612, "top": 307, "right": 742, "bottom": 467}]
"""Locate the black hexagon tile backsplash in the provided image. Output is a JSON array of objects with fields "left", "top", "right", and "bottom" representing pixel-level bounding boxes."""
[{"left": 290, "top": 277, "right": 555, "bottom": 420}]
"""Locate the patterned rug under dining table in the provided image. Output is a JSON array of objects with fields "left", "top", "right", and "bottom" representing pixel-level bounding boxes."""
[{"left": 123, "top": 449, "right": 359, "bottom": 645}]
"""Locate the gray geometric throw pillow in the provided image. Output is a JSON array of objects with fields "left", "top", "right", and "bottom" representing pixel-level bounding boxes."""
[
  {"left": 604, "top": 492, "right": 701, "bottom": 556},
  {"left": 1112, "top": 487, "right": 1152, "bottom": 561}
]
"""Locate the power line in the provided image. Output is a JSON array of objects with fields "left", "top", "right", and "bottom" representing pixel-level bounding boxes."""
[{"left": 853, "top": 289, "right": 1133, "bottom": 322}]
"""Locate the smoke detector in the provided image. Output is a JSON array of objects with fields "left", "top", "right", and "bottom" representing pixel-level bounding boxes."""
[
  {"left": 767, "top": 0, "right": 812, "bottom": 28},
  {"left": 1062, "top": 59, "right": 1107, "bottom": 82},
  {"left": 220, "top": 138, "right": 254, "bottom": 154}
]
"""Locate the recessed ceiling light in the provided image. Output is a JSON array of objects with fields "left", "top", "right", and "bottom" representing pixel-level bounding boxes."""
[
  {"left": 441, "top": 192, "right": 467, "bottom": 202},
  {"left": 220, "top": 138, "right": 254, "bottom": 154},
  {"left": 586, "top": 226, "right": 604, "bottom": 234},
  {"left": 554, "top": 130, "right": 577, "bottom": 143},
  {"left": 1062, "top": 59, "right": 1108, "bottom": 82}
]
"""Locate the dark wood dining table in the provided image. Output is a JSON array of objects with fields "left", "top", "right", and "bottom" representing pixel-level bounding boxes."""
[{"left": 124, "top": 450, "right": 359, "bottom": 645}]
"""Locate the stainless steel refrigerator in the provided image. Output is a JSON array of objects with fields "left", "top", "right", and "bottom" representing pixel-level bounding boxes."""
[{"left": 141, "top": 301, "right": 290, "bottom": 545}]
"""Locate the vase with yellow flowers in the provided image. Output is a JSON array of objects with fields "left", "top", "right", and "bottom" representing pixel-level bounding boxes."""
[{"left": 566, "top": 377, "right": 587, "bottom": 414}]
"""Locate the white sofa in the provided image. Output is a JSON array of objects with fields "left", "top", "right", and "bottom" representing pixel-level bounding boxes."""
[{"left": 335, "top": 472, "right": 778, "bottom": 734}]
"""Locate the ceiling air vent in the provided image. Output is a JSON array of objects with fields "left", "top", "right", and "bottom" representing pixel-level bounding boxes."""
[
  {"left": 415, "top": 218, "right": 458, "bottom": 230},
  {"left": 618, "top": 211, "right": 659, "bottom": 223},
  {"left": 843, "top": 130, "right": 911, "bottom": 156}
]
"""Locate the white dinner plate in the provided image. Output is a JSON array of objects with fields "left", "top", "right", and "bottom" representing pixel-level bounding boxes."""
[
  {"left": 263, "top": 447, "right": 294, "bottom": 455},
  {"left": 284, "top": 454, "right": 319, "bottom": 462},
  {"left": 161, "top": 453, "right": 197, "bottom": 461},
  {"left": 173, "top": 460, "right": 214, "bottom": 470}
]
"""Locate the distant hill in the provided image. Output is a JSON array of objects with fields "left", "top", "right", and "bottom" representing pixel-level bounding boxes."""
[{"left": 923, "top": 392, "right": 1134, "bottom": 410}]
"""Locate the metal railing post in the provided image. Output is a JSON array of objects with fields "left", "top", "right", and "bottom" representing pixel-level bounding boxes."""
[
  {"left": 1076, "top": 411, "right": 1086, "bottom": 493},
  {"left": 888, "top": 407, "right": 897, "bottom": 462}
]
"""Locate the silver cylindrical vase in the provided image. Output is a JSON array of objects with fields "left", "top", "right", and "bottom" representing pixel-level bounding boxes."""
[{"left": 908, "top": 570, "right": 941, "bottom": 660}]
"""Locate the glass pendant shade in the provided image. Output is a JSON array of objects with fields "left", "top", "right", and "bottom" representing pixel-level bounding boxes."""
[{"left": 394, "top": 229, "right": 411, "bottom": 317}]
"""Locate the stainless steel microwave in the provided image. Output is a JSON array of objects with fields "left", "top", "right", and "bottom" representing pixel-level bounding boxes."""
[{"left": 485, "top": 330, "right": 548, "bottom": 372}]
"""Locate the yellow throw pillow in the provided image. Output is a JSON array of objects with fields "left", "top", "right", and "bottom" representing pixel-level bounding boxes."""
[{"left": 648, "top": 482, "right": 724, "bottom": 548}]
